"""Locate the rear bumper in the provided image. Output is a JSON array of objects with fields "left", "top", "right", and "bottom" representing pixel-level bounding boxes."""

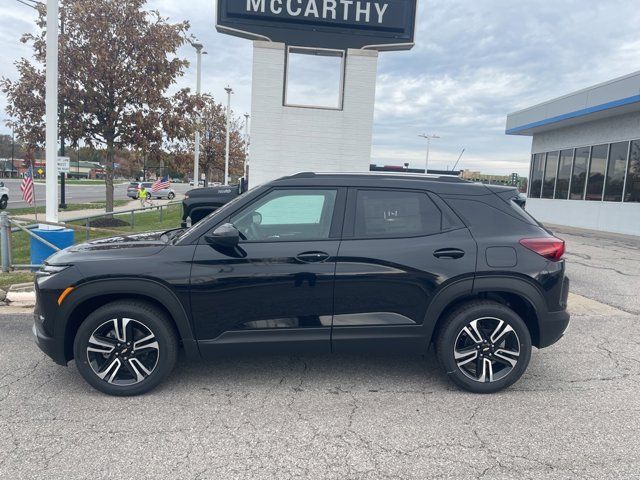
[{"left": 537, "top": 309, "right": 570, "bottom": 349}]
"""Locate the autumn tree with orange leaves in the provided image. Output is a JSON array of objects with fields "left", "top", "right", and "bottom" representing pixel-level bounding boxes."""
[{"left": 2, "top": 0, "right": 198, "bottom": 212}]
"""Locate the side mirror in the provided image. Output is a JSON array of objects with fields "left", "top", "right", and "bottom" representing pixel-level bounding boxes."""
[{"left": 205, "top": 223, "right": 240, "bottom": 249}]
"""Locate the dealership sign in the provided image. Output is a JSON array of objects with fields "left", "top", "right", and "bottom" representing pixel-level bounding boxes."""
[{"left": 216, "top": 0, "right": 417, "bottom": 50}]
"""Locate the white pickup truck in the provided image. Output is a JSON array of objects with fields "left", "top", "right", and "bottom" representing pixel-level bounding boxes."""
[{"left": 0, "top": 182, "right": 9, "bottom": 209}]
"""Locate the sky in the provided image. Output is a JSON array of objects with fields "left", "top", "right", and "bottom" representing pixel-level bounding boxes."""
[{"left": 0, "top": 0, "right": 639, "bottom": 176}]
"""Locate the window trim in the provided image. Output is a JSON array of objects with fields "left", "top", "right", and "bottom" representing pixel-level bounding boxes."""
[
  {"left": 224, "top": 187, "right": 347, "bottom": 244},
  {"left": 342, "top": 187, "right": 450, "bottom": 241}
]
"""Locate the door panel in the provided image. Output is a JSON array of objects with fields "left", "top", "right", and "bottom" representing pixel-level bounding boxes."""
[
  {"left": 332, "top": 187, "right": 477, "bottom": 353},
  {"left": 191, "top": 240, "right": 340, "bottom": 357}
]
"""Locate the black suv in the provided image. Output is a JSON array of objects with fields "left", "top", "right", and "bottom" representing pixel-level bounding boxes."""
[{"left": 33, "top": 173, "right": 569, "bottom": 396}]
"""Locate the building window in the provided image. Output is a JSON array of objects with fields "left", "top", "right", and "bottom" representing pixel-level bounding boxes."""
[
  {"left": 530, "top": 153, "right": 545, "bottom": 198},
  {"left": 541, "top": 151, "right": 559, "bottom": 198},
  {"left": 555, "top": 149, "right": 573, "bottom": 199},
  {"left": 570, "top": 147, "right": 590, "bottom": 200},
  {"left": 604, "top": 141, "right": 629, "bottom": 202},
  {"left": 284, "top": 47, "right": 344, "bottom": 110},
  {"left": 625, "top": 140, "right": 640, "bottom": 203},
  {"left": 586, "top": 144, "right": 608, "bottom": 201}
]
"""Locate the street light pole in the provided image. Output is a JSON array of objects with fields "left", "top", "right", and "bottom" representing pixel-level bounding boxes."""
[
  {"left": 224, "top": 86, "right": 233, "bottom": 185},
  {"left": 192, "top": 42, "right": 204, "bottom": 187},
  {"left": 45, "top": 0, "right": 59, "bottom": 224},
  {"left": 243, "top": 113, "right": 250, "bottom": 181},
  {"left": 11, "top": 129, "right": 15, "bottom": 178},
  {"left": 418, "top": 133, "right": 440, "bottom": 174}
]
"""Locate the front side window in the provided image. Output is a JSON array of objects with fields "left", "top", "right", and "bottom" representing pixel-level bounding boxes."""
[
  {"left": 604, "top": 141, "right": 629, "bottom": 202},
  {"left": 625, "top": 140, "right": 640, "bottom": 202},
  {"left": 230, "top": 189, "right": 337, "bottom": 242},
  {"left": 354, "top": 190, "right": 442, "bottom": 238},
  {"left": 586, "top": 144, "right": 608, "bottom": 201}
]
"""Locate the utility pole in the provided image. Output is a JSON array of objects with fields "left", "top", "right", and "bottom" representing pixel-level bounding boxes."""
[
  {"left": 192, "top": 42, "right": 205, "bottom": 187},
  {"left": 11, "top": 129, "right": 15, "bottom": 178},
  {"left": 243, "top": 113, "right": 250, "bottom": 181},
  {"left": 58, "top": 6, "right": 66, "bottom": 208},
  {"left": 224, "top": 86, "right": 233, "bottom": 185},
  {"left": 418, "top": 133, "right": 440, "bottom": 175},
  {"left": 45, "top": 0, "right": 59, "bottom": 224},
  {"left": 18, "top": 0, "right": 59, "bottom": 221}
]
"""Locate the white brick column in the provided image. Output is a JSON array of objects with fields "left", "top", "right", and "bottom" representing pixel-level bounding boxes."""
[{"left": 249, "top": 41, "right": 378, "bottom": 188}]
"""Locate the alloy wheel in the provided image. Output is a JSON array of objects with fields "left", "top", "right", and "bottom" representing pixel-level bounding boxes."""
[
  {"left": 86, "top": 318, "right": 160, "bottom": 386},
  {"left": 453, "top": 317, "right": 521, "bottom": 383}
]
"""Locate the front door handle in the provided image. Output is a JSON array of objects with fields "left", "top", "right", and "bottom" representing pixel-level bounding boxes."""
[
  {"left": 296, "top": 251, "right": 330, "bottom": 263},
  {"left": 434, "top": 248, "right": 465, "bottom": 259}
]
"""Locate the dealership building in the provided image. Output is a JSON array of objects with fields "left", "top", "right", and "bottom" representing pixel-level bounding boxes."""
[{"left": 506, "top": 71, "right": 640, "bottom": 236}]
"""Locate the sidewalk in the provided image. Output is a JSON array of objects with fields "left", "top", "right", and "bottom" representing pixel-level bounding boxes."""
[
  {"left": 1, "top": 282, "right": 36, "bottom": 313},
  {"left": 12, "top": 197, "right": 179, "bottom": 223}
]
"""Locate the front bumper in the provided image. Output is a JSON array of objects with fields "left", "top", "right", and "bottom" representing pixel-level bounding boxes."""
[{"left": 33, "top": 314, "right": 67, "bottom": 366}]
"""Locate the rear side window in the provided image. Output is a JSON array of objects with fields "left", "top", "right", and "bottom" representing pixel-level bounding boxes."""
[{"left": 354, "top": 190, "right": 442, "bottom": 238}]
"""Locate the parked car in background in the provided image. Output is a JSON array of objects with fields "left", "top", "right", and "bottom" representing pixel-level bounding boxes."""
[
  {"left": 0, "top": 182, "right": 9, "bottom": 209},
  {"left": 34, "top": 172, "right": 569, "bottom": 396},
  {"left": 127, "top": 182, "right": 176, "bottom": 200},
  {"left": 181, "top": 179, "right": 247, "bottom": 227}
]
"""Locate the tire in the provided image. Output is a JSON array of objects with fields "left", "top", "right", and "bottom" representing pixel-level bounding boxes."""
[
  {"left": 73, "top": 300, "right": 178, "bottom": 396},
  {"left": 168, "top": 192, "right": 175, "bottom": 200},
  {"left": 0, "top": 196, "right": 7, "bottom": 210},
  {"left": 435, "top": 300, "right": 532, "bottom": 394}
]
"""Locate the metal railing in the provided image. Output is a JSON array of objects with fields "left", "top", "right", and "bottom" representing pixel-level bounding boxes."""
[{"left": 0, "top": 202, "right": 180, "bottom": 272}]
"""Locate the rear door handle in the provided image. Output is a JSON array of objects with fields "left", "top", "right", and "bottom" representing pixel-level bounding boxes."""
[
  {"left": 434, "top": 248, "right": 465, "bottom": 259},
  {"left": 296, "top": 251, "right": 330, "bottom": 263}
]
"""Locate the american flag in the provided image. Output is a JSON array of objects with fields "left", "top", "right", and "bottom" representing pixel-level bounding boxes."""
[
  {"left": 20, "top": 165, "right": 35, "bottom": 205},
  {"left": 151, "top": 175, "right": 170, "bottom": 193}
]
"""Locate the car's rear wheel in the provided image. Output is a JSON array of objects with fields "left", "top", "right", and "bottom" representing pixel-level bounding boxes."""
[
  {"left": 435, "top": 301, "right": 531, "bottom": 393},
  {"left": 0, "top": 195, "right": 7, "bottom": 210},
  {"left": 73, "top": 301, "right": 178, "bottom": 396}
]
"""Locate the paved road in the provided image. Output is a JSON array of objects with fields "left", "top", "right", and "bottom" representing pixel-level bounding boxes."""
[
  {"left": 2, "top": 179, "right": 192, "bottom": 209},
  {"left": 1, "top": 228, "right": 639, "bottom": 479},
  {"left": 551, "top": 225, "right": 640, "bottom": 315}
]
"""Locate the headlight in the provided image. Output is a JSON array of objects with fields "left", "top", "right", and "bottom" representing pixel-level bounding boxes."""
[{"left": 38, "top": 264, "right": 70, "bottom": 276}]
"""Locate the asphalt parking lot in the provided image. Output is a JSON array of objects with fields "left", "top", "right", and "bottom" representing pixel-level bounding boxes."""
[{"left": 1, "top": 226, "right": 639, "bottom": 479}]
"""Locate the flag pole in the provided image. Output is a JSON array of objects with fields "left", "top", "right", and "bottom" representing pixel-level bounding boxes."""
[{"left": 33, "top": 162, "right": 38, "bottom": 223}]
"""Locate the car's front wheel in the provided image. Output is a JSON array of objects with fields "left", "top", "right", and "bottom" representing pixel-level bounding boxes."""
[
  {"left": 167, "top": 192, "right": 175, "bottom": 200},
  {"left": 0, "top": 195, "right": 8, "bottom": 210},
  {"left": 73, "top": 301, "right": 178, "bottom": 396},
  {"left": 435, "top": 301, "right": 531, "bottom": 393}
]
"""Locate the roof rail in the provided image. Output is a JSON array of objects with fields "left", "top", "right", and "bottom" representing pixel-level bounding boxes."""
[{"left": 285, "top": 171, "right": 468, "bottom": 183}]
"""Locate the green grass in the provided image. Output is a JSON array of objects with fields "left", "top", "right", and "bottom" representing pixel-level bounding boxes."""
[
  {"left": 0, "top": 271, "right": 35, "bottom": 290},
  {"left": 8, "top": 204, "right": 183, "bottom": 266},
  {"left": 8, "top": 200, "right": 130, "bottom": 216}
]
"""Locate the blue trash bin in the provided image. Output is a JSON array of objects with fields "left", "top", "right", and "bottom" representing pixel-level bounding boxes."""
[{"left": 30, "top": 228, "right": 75, "bottom": 266}]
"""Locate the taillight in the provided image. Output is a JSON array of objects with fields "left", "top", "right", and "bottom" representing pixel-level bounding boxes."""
[{"left": 519, "top": 237, "right": 565, "bottom": 261}]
